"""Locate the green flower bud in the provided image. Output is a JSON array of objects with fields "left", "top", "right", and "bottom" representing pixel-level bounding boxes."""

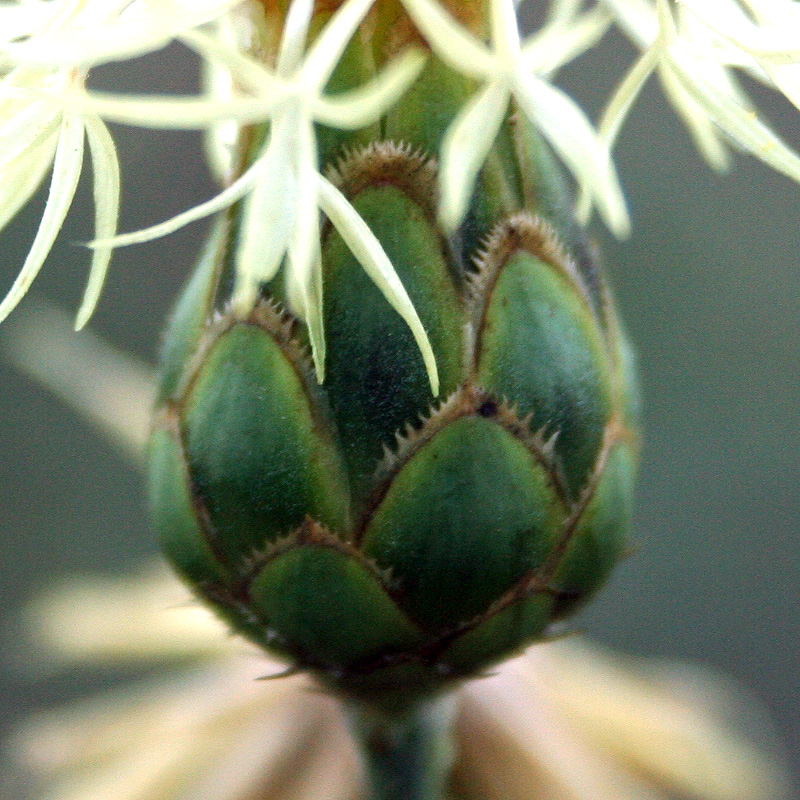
[{"left": 149, "top": 0, "right": 640, "bottom": 706}]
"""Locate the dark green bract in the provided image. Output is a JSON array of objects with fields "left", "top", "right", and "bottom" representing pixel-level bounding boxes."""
[{"left": 149, "top": 53, "right": 640, "bottom": 706}]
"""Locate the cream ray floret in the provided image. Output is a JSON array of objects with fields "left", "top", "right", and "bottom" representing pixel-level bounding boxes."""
[
  {"left": 91, "top": 0, "right": 436, "bottom": 392},
  {"left": 8, "top": 565, "right": 786, "bottom": 800},
  {"left": 0, "top": 0, "right": 244, "bottom": 69},
  {"left": 0, "top": 67, "right": 119, "bottom": 329},
  {"left": 0, "top": 0, "right": 243, "bottom": 331},
  {"left": 400, "top": 0, "right": 630, "bottom": 237},
  {"left": 597, "top": 0, "right": 800, "bottom": 184},
  {"left": 200, "top": 3, "right": 270, "bottom": 185},
  {"left": 679, "top": 0, "right": 800, "bottom": 113}
]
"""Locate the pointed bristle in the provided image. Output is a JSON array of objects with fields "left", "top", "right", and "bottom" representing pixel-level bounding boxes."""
[{"left": 327, "top": 139, "right": 439, "bottom": 217}]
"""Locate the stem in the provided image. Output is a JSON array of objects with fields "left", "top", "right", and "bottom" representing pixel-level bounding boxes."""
[{"left": 346, "top": 694, "right": 458, "bottom": 800}]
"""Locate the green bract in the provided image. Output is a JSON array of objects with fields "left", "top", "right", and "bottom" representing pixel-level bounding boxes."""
[{"left": 149, "top": 13, "right": 640, "bottom": 706}]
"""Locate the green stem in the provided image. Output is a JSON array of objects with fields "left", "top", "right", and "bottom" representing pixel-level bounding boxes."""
[{"left": 346, "top": 694, "right": 458, "bottom": 800}]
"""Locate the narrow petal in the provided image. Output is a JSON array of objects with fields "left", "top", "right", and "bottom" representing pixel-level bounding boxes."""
[
  {"left": 71, "top": 90, "right": 287, "bottom": 130},
  {"left": 599, "top": 0, "right": 658, "bottom": 48},
  {"left": 0, "top": 3, "right": 36, "bottom": 42},
  {"left": 11, "top": 666, "right": 318, "bottom": 800},
  {"left": 0, "top": 113, "right": 84, "bottom": 324},
  {"left": 672, "top": 58, "right": 800, "bottom": 184},
  {"left": 655, "top": 0, "right": 678, "bottom": 41},
  {"left": 545, "top": 0, "right": 585, "bottom": 27},
  {"left": 490, "top": 0, "right": 522, "bottom": 64},
  {"left": 598, "top": 43, "right": 661, "bottom": 149},
  {"left": 317, "top": 174, "right": 439, "bottom": 395},
  {"left": 659, "top": 66, "right": 730, "bottom": 171},
  {"left": 576, "top": 45, "right": 659, "bottom": 221},
  {"left": 514, "top": 73, "right": 630, "bottom": 236},
  {"left": 535, "top": 641, "right": 788, "bottom": 800},
  {"left": 89, "top": 159, "right": 261, "bottom": 248},
  {"left": 233, "top": 117, "right": 299, "bottom": 313},
  {"left": 202, "top": 56, "right": 240, "bottom": 184},
  {"left": 76, "top": 116, "right": 120, "bottom": 329},
  {"left": 400, "top": 0, "right": 496, "bottom": 80},
  {"left": 0, "top": 133, "right": 58, "bottom": 233},
  {"left": 312, "top": 48, "right": 427, "bottom": 130},
  {"left": 522, "top": 6, "right": 612, "bottom": 76},
  {"left": 179, "top": 29, "right": 281, "bottom": 95},
  {"left": 438, "top": 79, "right": 509, "bottom": 231},
  {"left": 277, "top": 0, "right": 314, "bottom": 77},
  {"left": 3, "top": 0, "right": 244, "bottom": 68},
  {"left": 287, "top": 157, "right": 325, "bottom": 378},
  {"left": 461, "top": 657, "right": 663, "bottom": 800},
  {"left": 680, "top": 0, "right": 800, "bottom": 63},
  {"left": 0, "top": 99, "right": 61, "bottom": 175},
  {"left": 300, "top": 0, "right": 376, "bottom": 91},
  {"left": 282, "top": 126, "right": 318, "bottom": 327}
]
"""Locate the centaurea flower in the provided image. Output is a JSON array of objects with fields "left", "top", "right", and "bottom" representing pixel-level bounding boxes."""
[{"left": 3, "top": 0, "right": 800, "bottom": 382}]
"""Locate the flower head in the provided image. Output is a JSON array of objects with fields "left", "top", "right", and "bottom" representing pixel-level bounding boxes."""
[
  {"left": 0, "top": 65, "right": 119, "bottom": 331},
  {"left": 0, "top": 0, "right": 243, "bottom": 69},
  {"left": 3, "top": 0, "right": 800, "bottom": 386}
]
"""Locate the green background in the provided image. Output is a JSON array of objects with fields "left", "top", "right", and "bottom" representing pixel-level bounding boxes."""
[{"left": 0, "top": 23, "right": 798, "bottom": 795}]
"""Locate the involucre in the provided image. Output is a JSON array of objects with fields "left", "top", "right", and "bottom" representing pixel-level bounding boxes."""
[{"left": 148, "top": 1, "right": 641, "bottom": 707}]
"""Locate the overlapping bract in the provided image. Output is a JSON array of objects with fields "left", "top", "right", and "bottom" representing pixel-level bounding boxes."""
[{"left": 148, "top": 60, "right": 642, "bottom": 698}]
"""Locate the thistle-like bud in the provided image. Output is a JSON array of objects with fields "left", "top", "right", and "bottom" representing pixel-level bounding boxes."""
[{"left": 149, "top": 0, "right": 640, "bottom": 707}]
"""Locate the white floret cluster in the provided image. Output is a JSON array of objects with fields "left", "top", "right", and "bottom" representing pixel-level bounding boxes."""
[{"left": 2, "top": 0, "right": 799, "bottom": 386}]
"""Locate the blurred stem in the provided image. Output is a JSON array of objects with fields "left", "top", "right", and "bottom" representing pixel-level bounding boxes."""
[{"left": 346, "top": 694, "right": 458, "bottom": 800}]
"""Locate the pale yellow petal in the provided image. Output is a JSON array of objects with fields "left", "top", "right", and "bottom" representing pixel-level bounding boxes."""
[
  {"left": 17, "top": 564, "right": 227, "bottom": 665},
  {"left": 0, "top": 131, "right": 58, "bottom": 233},
  {"left": 76, "top": 115, "right": 120, "bottom": 329},
  {"left": 532, "top": 641, "right": 788, "bottom": 800},
  {"left": 0, "top": 112, "right": 84, "bottom": 324},
  {"left": 286, "top": 131, "right": 325, "bottom": 379},
  {"left": 277, "top": 0, "right": 314, "bottom": 76},
  {"left": 233, "top": 113, "right": 300, "bottom": 312},
  {"left": 12, "top": 662, "right": 321, "bottom": 800},
  {"left": 459, "top": 653, "right": 662, "bottom": 800},
  {"left": 72, "top": 90, "right": 287, "bottom": 130},
  {"left": 438, "top": 79, "right": 509, "bottom": 232},
  {"left": 658, "top": 64, "right": 731, "bottom": 171},
  {"left": 313, "top": 48, "right": 427, "bottom": 131},
  {"left": 400, "top": 0, "right": 496, "bottom": 80},
  {"left": 90, "top": 158, "right": 260, "bottom": 248},
  {"left": 514, "top": 72, "right": 630, "bottom": 237},
  {"left": 300, "top": 0, "right": 377, "bottom": 90},
  {"left": 318, "top": 174, "right": 439, "bottom": 395}
]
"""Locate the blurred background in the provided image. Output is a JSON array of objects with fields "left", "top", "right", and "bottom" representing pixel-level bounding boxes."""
[{"left": 0, "top": 15, "right": 798, "bottom": 796}]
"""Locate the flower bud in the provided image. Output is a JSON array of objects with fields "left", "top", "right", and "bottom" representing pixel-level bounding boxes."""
[{"left": 149, "top": 0, "right": 640, "bottom": 706}]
